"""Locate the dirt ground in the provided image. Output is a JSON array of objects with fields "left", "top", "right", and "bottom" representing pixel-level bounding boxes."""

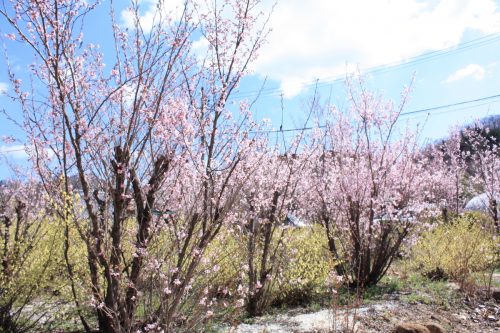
[
  {"left": 228, "top": 287, "right": 499, "bottom": 333},
  {"left": 357, "top": 293, "right": 499, "bottom": 333}
]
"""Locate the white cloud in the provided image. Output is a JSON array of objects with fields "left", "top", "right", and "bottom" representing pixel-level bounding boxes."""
[
  {"left": 118, "top": 0, "right": 500, "bottom": 98},
  {"left": 120, "top": 0, "right": 186, "bottom": 33},
  {"left": 443, "top": 64, "right": 486, "bottom": 83},
  {"left": 0, "top": 145, "right": 28, "bottom": 159},
  {"left": 252, "top": 0, "right": 500, "bottom": 97},
  {"left": 191, "top": 37, "right": 210, "bottom": 63},
  {"left": 0, "top": 82, "right": 8, "bottom": 94},
  {"left": 0, "top": 144, "right": 56, "bottom": 160}
]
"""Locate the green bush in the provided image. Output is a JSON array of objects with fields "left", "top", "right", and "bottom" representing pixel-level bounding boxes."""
[{"left": 411, "top": 213, "right": 498, "bottom": 285}]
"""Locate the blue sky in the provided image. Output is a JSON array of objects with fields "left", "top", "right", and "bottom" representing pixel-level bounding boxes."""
[{"left": 1, "top": 0, "right": 500, "bottom": 178}]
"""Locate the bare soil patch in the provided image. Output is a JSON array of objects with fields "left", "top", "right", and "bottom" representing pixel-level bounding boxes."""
[{"left": 226, "top": 288, "right": 499, "bottom": 332}]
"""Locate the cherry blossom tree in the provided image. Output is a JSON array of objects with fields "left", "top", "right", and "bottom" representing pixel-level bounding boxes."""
[
  {"left": 428, "top": 123, "right": 499, "bottom": 230},
  {"left": 307, "top": 76, "right": 427, "bottom": 287},
  {"left": 1, "top": 0, "right": 270, "bottom": 331},
  {"left": 458, "top": 125, "right": 499, "bottom": 232},
  {"left": 235, "top": 134, "right": 313, "bottom": 316},
  {"left": 428, "top": 129, "right": 470, "bottom": 221}
]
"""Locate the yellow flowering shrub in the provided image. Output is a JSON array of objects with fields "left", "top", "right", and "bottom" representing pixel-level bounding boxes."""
[
  {"left": 272, "top": 225, "right": 333, "bottom": 306},
  {"left": 411, "top": 213, "right": 498, "bottom": 284}
]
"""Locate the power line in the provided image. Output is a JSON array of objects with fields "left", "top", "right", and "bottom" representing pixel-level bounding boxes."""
[
  {"left": 250, "top": 92, "right": 500, "bottom": 134},
  {"left": 230, "top": 33, "right": 500, "bottom": 100},
  {"left": 418, "top": 100, "right": 500, "bottom": 119},
  {"left": 0, "top": 148, "right": 25, "bottom": 153},
  {"left": 1, "top": 93, "right": 498, "bottom": 144},
  {"left": 401, "top": 93, "right": 500, "bottom": 116},
  {"left": 243, "top": 33, "right": 500, "bottom": 99}
]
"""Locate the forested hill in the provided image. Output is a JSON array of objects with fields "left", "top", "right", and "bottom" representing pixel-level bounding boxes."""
[
  {"left": 432, "top": 114, "right": 500, "bottom": 156},
  {"left": 459, "top": 114, "right": 500, "bottom": 153}
]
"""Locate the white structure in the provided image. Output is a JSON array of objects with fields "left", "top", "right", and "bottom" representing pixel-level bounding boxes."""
[{"left": 464, "top": 192, "right": 499, "bottom": 213}]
